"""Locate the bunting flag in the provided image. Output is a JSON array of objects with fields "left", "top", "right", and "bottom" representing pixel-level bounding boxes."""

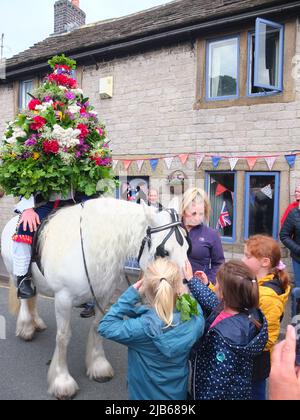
[
  {"left": 229, "top": 157, "right": 238, "bottom": 171},
  {"left": 123, "top": 160, "right": 132, "bottom": 171},
  {"left": 196, "top": 153, "right": 204, "bottom": 168},
  {"left": 216, "top": 201, "right": 232, "bottom": 230},
  {"left": 136, "top": 160, "right": 144, "bottom": 172},
  {"left": 178, "top": 154, "right": 189, "bottom": 165},
  {"left": 265, "top": 156, "right": 277, "bottom": 171},
  {"left": 285, "top": 154, "right": 296, "bottom": 168},
  {"left": 150, "top": 159, "right": 159, "bottom": 172},
  {"left": 246, "top": 157, "right": 257, "bottom": 170},
  {"left": 164, "top": 157, "right": 174, "bottom": 170},
  {"left": 112, "top": 160, "right": 118, "bottom": 170},
  {"left": 260, "top": 184, "right": 273, "bottom": 199},
  {"left": 212, "top": 156, "right": 221, "bottom": 168},
  {"left": 216, "top": 183, "right": 229, "bottom": 197}
]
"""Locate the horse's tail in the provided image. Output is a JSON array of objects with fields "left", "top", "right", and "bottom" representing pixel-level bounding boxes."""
[{"left": 8, "top": 277, "right": 20, "bottom": 315}]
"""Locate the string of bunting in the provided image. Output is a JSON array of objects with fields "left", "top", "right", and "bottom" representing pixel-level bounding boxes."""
[{"left": 112, "top": 151, "right": 299, "bottom": 172}]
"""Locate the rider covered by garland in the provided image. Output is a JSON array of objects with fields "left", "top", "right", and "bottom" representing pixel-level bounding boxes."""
[{"left": 0, "top": 54, "right": 116, "bottom": 299}]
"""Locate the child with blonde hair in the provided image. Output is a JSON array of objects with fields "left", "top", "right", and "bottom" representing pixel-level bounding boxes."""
[
  {"left": 242, "top": 235, "right": 291, "bottom": 400},
  {"left": 99, "top": 258, "right": 204, "bottom": 400}
]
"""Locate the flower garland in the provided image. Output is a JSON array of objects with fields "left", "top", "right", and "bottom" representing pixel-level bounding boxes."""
[{"left": 0, "top": 54, "right": 116, "bottom": 199}]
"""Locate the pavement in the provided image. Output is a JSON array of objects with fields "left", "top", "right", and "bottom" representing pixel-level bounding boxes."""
[{"left": 0, "top": 284, "right": 128, "bottom": 400}]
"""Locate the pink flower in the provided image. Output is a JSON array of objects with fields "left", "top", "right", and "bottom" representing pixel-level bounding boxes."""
[
  {"left": 28, "top": 99, "right": 41, "bottom": 111},
  {"left": 30, "top": 116, "right": 47, "bottom": 131}
]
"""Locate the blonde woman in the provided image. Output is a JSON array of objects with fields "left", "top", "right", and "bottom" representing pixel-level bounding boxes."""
[
  {"left": 181, "top": 188, "right": 225, "bottom": 284},
  {"left": 99, "top": 258, "right": 204, "bottom": 400}
]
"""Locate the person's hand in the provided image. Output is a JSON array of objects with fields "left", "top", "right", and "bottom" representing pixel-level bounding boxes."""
[
  {"left": 133, "top": 279, "right": 144, "bottom": 290},
  {"left": 183, "top": 260, "right": 194, "bottom": 281},
  {"left": 195, "top": 271, "right": 209, "bottom": 286},
  {"left": 19, "top": 208, "right": 40, "bottom": 233},
  {"left": 269, "top": 325, "right": 300, "bottom": 400}
]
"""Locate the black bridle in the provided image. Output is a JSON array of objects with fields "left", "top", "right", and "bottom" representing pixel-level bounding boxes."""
[{"left": 138, "top": 208, "right": 191, "bottom": 263}]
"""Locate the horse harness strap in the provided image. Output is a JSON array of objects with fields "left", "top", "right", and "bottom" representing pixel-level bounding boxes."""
[
  {"left": 138, "top": 209, "right": 185, "bottom": 263},
  {"left": 80, "top": 203, "right": 106, "bottom": 316}
]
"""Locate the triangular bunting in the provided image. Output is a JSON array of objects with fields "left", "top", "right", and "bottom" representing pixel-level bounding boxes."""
[
  {"left": 136, "top": 160, "right": 144, "bottom": 172},
  {"left": 164, "top": 157, "right": 174, "bottom": 170},
  {"left": 196, "top": 153, "right": 204, "bottom": 168},
  {"left": 212, "top": 156, "right": 221, "bottom": 168},
  {"left": 285, "top": 154, "right": 296, "bottom": 168},
  {"left": 150, "top": 159, "right": 159, "bottom": 172},
  {"left": 261, "top": 184, "right": 273, "bottom": 199},
  {"left": 123, "top": 160, "right": 132, "bottom": 171},
  {"left": 228, "top": 157, "right": 238, "bottom": 171},
  {"left": 216, "top": 183, "right": 229, "bottom": 197},
  {"left": 178, "top": 154, "right": 189, "bottom": 165},
  {"left": 265, "top": 156, "right": 277, "bottom": 171},
  {"left": 246, "top": 157, "right": 257, "bottom": 170},
  {"left": 112, "top": 160, "right": 118, "bottom": 170}
]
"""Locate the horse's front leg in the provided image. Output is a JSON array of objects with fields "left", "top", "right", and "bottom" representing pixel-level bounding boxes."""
[
  {"left": 48, "top": 291, "right": 79, "bottom": 400},
  {"left": 86, "top": 308, "right": 114, "bottom": 383}
]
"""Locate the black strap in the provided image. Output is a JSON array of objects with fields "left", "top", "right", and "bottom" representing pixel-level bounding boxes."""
[{"left": 80, "top": 203, "right": 106, "bottom": 315}]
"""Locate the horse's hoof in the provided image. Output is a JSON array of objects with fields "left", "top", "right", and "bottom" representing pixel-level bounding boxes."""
[{"left": 93, "top": 376, "right": 113, "bottom": 384}]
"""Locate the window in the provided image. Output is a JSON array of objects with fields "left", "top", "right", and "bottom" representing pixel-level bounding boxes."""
[
  {"left": 19, "top": 80, "right": 33, "bottom": 110},
  {"left": 244, "top": 172, "right": 280, "bottom": 239},
  {"left": 206, "top": 172, "right": 236, "bottom": 242},
  {"left": 206, "top": 36, "right": 239, "bottom": 100},
  {"left": 116, "top": 176, "right": 149, "bottom": 202},
  {"left": 252, "top": 18, "right": 284, "bottom": 93}
]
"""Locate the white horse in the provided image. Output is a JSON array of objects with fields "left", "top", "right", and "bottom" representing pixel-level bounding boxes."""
[{"left": 1, "top": 197, "right": 189, "bottom": 399}]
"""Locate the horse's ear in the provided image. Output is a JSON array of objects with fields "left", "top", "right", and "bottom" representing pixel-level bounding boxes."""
[{"left": 141, "top": 200, "right": 158, "bottom": 224}]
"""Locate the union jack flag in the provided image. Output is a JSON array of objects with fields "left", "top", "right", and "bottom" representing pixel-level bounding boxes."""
[{"left": 216, "top": 201, "right": 232, "bottom": 230}]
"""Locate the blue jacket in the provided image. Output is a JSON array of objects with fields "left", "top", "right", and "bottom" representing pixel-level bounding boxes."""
[
  {"left": 99, "top": 287, "right": 205, "bottom": 400},
  {"left": 188, "top": 224, "right": 225, "bottom": 284},
  {"left": 188, "top": 279, "right": 268, "bottom": 400}
]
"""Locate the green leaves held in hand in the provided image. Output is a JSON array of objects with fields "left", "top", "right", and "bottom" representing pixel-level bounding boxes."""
[{"left": 176, "top": 293, "right": 199, "bottom": 322}]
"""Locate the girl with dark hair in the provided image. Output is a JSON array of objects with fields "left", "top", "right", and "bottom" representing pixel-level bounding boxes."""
[{"left": 184, "top": 260, "right": 268, "bottom": 400}]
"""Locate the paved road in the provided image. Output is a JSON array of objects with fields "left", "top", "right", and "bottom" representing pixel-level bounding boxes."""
[{"left": 0, "top": 283, "right": 128, "bottom": 400}]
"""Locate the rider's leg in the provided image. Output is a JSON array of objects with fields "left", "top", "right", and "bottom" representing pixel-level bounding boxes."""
[{"left": 12, "top": 202, "right": 56, "bottom": 299}]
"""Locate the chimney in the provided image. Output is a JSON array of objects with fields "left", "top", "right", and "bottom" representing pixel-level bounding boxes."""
[{"left": 54, "top": 0, "right": 86, "bottom": 35}]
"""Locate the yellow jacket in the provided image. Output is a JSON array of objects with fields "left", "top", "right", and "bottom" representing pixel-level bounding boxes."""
[
  {"left": 208, "top": 274, "right": 290, "bottom": 351},
  {"left": 258, "top": 274, "right": 290, "bottom": 351}
]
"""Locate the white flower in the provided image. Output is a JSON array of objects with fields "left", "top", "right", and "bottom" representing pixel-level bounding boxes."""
[
  {"left": 72, "top": 88, "right": 83, "bottom": 96},
  {"left": 6, "top": 127, "right": 27, "bottom": 144},
  {"left": 59, "top": 86, "right": 68, "bottom": 91},
  {"left": 52, "top": 124, "right": 81, "bottom": 147},
  {"left": 35, "top": 101, "right": 53, "bottom": 112},
  {"left": 89, "top": 110, "right": 98, "bottom": 117},
  {"left": 68, "top": 104, "right": 81, "bottom": 115}
]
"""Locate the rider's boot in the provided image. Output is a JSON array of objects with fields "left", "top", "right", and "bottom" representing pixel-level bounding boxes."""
[{"left": 17, "top": 274, "right": 36, "bottom": 300}]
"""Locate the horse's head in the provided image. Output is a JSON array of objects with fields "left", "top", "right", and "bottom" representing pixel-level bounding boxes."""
[{"left": 138, "top": 203, "right": 191, "bottom": 274}]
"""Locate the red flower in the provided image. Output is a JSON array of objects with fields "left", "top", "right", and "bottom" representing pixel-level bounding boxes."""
[
  {"left": 48, "top": 73, "right": 77, "bottom": 89},
  {"left": 43, "top": 140, "right": 59, "bottom": 154},
  {"left": 77, "top": 123, "right": 89, "bottom": 138},
  {"left": 28, "top": 99, "right": 41, "bottom": 111},
  {"left": 30, "top": 116, "right": 47, "bottom": 131}
]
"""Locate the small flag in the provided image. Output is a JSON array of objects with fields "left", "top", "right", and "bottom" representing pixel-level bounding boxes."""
[
  {"left": 229, "top": 157, "right": 238, "bottom": 171},
  {"left": 164, "top": 157, "right": 174, "bottom": 170},
  {"left": 196, "top": 153, "right": 204, "bottom": 168},
  {"left": 150, "top": 159, "right": 159, "bottom": 172},
  {"left": 123, "top": 160, "right": 132, "bottom": 171},
  {"left": 246, "top": 157, "right": 257, "bottom": 170},
  {"left": 260, "top": 184, "right": 273, "bottom": 200},
  {"left": 285, "top": 154, "right": 296, "bottom": 168},
  {"left": 136, "top": 160, "right": 144, "bottom": 172},
  {"left": 216, "top": 183, "right": 229, "bottom": 197},
  {"left": 178, "top": 154, "right": 189, "bottom": 165},
  {"left": 265, "top": 156, "right": 277, "bottom": 171},
  {"left": 216, "top": 201, "right": 232, "bottom": 230},
  {"left": 212, "top": 156, "right": 221, "bottom": 168}
]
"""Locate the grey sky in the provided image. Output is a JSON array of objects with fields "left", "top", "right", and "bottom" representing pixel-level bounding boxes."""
[{"left": 0, "top": 0, "right": 174, "bottom": 58}]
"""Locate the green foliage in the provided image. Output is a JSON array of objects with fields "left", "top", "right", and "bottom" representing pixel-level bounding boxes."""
[
  {"left": 176, "top": 293, "right": 199, "bottom": 322},
  {"left": 48, "top": 54, "right": 77, "bottom": 70}
]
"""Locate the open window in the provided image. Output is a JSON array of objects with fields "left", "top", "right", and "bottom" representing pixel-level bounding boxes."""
[{"left": 252, "top": 18, "right": 284, "bottom": 93}]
